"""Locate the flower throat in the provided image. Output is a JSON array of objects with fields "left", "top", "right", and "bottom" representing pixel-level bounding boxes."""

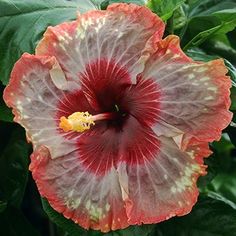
[{"left": 59, "top": 104, "right": 127, "bottom": 133}]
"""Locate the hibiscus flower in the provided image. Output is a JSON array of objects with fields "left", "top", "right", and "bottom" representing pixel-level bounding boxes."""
[{"left": 3, "top": 3, "right": 232, "bottom": 232}]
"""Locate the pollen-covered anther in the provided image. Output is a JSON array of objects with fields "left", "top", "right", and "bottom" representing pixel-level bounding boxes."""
[
  {"left": 59, "top": 111, "right": 114, "bottom": 133},
  {"left": 59, "top": 111, "right": 95, "bottom": 132}
]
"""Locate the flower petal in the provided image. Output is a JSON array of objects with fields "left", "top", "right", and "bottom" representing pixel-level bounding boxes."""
[
  {"left": 36, "top": 3, "right": 165, "bottom": 85},
  {"left": 30, "top": 146, "right": 129, "bottom": 232},
  {"left": 142, "top": 35, "right": 232, "bottom": 147},
  {"left": 121, "top": 76, "right": 161, "bottom": 126},
  {"left": 29, "top": 114, "right": 209, "bottom": 230},
  {"left": 29, "top": 116, "right": 161, "bottom": 231},
  {"left": 3, "top": 53, "right": 81, "bottom": 158},
  {"left": 117, "top": 136, "right": 211, "bottom": 224}
]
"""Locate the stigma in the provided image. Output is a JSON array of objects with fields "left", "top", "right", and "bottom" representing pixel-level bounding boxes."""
[{"left": 59, "top": 111, "right": 115, "bottom": 133}]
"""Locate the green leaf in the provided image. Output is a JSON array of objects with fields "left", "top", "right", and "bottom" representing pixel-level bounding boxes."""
[
  {"left": 105, "top": 224, "right": 155, "bottom": 236},
  {"left": 224, "top": 59, "right": 236, "bottom": 111},
  {"left": 228, "top": 28, "right": 236, "bottom": 51},
  {"left": 42, "top": 198, "right": 89, "bottom": 236},
  {"left": 154, "top": 196, "right": 236, "bottom": 236},
  {"left": 188, "top": 0, "right": 236, "bottom": 17},
  {"left": 42, "top": 198, "right": 155, "bottom": 236},
  {"left": 205, "top": 191, "right": 236, "bottom": 210},
  {"left": 0, "top": 96, "right": 13, "bottom": 122},
  {"left": 0, "top": 84, "right": 13, "bottom": 122},
  {"left": 0, "top": 0, "right": 98, "bottom": 85},
  {"left": 198, "top": 134, "right": 234, "bottom": 189},
  {"left": 108, "top": 0, "right": 147, "bottom": 5},
  {"left": 206, "top": 174, "right": 236, "bottom": 207},
  {"left": 182, "top": 1, "right": 236, "bottom": 50},
  {"left": 183, "top": 15, "right": 236, "bottom": 50},
  {"left": 226, "top": 125, "right": 236, "bottom": 149},
  {"left": 172, "top": 4, "right": 188, "bottom": 30},
  {"left": 224, "top": 59, "right": 236, "bottom": 85},
  {"left": 198, "top": 133, "right": 236, "bottom": 207},
  {"left": 186, "top": 47, "right": 218, "bottom": 61},
  {"left": 71, "top": 0, "right": 106, "bottom": 8},
  {"left": 0, "top": 201, "right": 7, "bottom": 213},
  {"left": 0, "top": 126, "right": 30, "bottom": 208},
  {"left": 201, "top": 34, "right": 236, "bottom": 64},
  {"left": 0, "top": 207, "right": 41, "bottom": 236},
  {"left": 147, "top": 0, "right": 185, "bottom": 21},
  {"left": 211, "top": 134, "right": 235, "bottom": 170}
]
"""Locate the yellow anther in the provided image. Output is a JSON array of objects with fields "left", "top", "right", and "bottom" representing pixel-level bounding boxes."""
[
  {"left": 59, "top": 112, "right": 95, "bottom": 133},
  {"left": 59, "top": 116, "right": 73, "bottom": 132}
]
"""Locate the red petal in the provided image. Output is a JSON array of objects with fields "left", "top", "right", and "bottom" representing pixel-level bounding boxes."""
[
  {"left": 142, "top": 35, "right": 232, "bottom": 147},
  {"left": 30, "top": 146, "right": 129, "bottom": 232},
  {"left": 36, "top": 3, "right": 165, "bottom": 84},
  {"left": 121, "top": 76, "right": 161, "bottom": 126},
  {"left": 117, "top": 137, "right": 210, "bottom": 224},
  {"left": 3, "top": 53, "right": 78, "bottom": 158}
]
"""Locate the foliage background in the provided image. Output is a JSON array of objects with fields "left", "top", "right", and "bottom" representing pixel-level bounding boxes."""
[{"left": 0, "top": 0, "right": 236, "bottom": 235}]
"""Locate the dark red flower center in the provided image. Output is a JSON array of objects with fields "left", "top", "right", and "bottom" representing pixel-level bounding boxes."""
[
  {"left": 79, "top": 58, "right": 132, "bottom": 130},
  {"left": 56, "top": 58, "right": 161, "bottom": 175}
]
